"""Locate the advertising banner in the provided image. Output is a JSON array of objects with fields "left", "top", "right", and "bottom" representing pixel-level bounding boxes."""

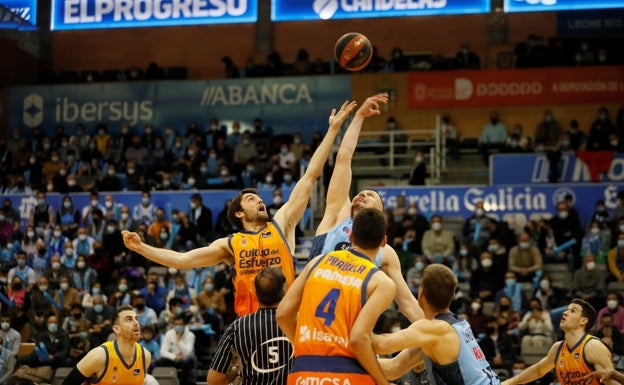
[
  {"left": 375, "top": 183, "right": 623, "bottom": 228},
  {"left": 505, "top": 0, "right": 624, "bottom": 13},
  {"left": 10, "top": 76, "right": 351, "bottom": 140},
  {"left": 0, "top": 0, "right": 37, "bottom": 24},
  {"left": 271, "top": 0, "right": 490, "bottom": 21},
  {"left": 3, "top": 188, "right": 290, "bottom": 231},
  {"left": 557, "top": 9, "right": 624, "bottom": 36},
  {"left": 50, "top": 0, "right": 257, "bottom": 30},
  {"left": 491, "top": 152, "right": 624, "bottom": 184},
  {"left": 407, "top": 67, "right": 624, "bottom": 108}
]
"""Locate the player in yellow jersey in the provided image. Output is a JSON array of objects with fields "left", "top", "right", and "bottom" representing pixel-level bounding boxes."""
[
  {"left": 277, "top": 208, "right": 396, "bottom": 385},
  {"left": 62, "top": 304, "right": 151, "bottom": 385},
  {"left": 122, "top": 100, "right": 357, "bottom": 316},
  {"left": 502, "top": 298, "right": 615, "bottom": 385}
]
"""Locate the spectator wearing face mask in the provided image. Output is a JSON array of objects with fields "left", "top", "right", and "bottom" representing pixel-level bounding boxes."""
[
  {"left": 405, "top": 256, "right": 427, "bottom": 297},
  {"left": 587, "top": 107, "right": 617, "bottom": 151},
  {"left": 7, "top": 251, "right": 36, "bottom": 290},
  {"left": 518, "top": 298, "right": 554, "bottom": 350},
  {"left": 494, "top": 271, "right": 529, "bottom": 315},
  {"left": 421, "top": 215, "right": 455, "bottom": 266},
  {"left": 548, "top": 200, "right": 583, "bottom": 270},
  {"left": 278, "top": 143, "right": 296, "bottom": 172},
  {"left": 408, "top": 150, "right": 427, "bottom": 186},
  {"left": 608, "top": 232, "right": 624, "bottom": 282},
  {"left": 466, "top": 297, "right": 488, "bottom": 337},
  {"left": 581, "top": 220, "right": 609, "bottom": 268},
  {"left": 43, "top": 255, "right": 68, "bottom": 291},
  {"left": 84, "top": 295, "right": 114, "bottom": 345},
  {"left": 470, "top": 252, "right": 505, "bottom": 302},
  {"left": 572, "top": 254, "right": 606, "bottom": 311},
  {"left": 508, "top": 233, "right": 542, "bottom": 283},
  {"left": 596, "top": 292, "right": 624, "bottom": 333},
  {"left": 593, "top": 312, "right": 624, "bottom": 357}
]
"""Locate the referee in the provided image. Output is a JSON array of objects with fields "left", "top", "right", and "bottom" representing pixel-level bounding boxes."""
[{"left": 208, "top": 266, "right": 293, "bottom": 385}]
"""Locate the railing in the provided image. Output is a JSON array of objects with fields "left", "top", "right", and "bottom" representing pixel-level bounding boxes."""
[{"left": 302, "top": 116, "right": 445, "bottom": 232}]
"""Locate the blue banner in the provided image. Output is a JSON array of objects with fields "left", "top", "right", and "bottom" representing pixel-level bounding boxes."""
[
  {"left": 0, "top": 0, "right": 37, "bottom": 24},
  {"left": 7, "top": 184, "right": 618, "bottom": 235},
  {"left": 505, "top": 0, "right": 624, "bottom": 12},
  {"left": 271, "top": 0, "right": 490, "bottom": 21},
  {"left": 10, "top": 76, "right": 351, "bottom": 140},
  {"left": 491, "top": 153, "right": 624, "bottom": 185},
  {"left": 50, "top": 0, "right": 257, "bottom": 30},
  {"left": 3, "top": 188, "right": 291, "bottom": 231},
  {"left": 557, "top": 9, "right": 624, "bottom": 36},
  {"left": 375, "top": 183, "right": 623, "bottom": 228}
]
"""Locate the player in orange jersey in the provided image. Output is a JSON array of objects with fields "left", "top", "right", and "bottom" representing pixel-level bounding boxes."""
[
  {"left": 278, "top": 208, "right": 396, "bottom": 385},
  {"left": 502, "top": 298, "right": 615, "bottom": 385}
]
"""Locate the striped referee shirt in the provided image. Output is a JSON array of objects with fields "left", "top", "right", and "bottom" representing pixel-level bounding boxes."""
[{"left": 210, "top": 307, "right": 293, "bottom": 385}]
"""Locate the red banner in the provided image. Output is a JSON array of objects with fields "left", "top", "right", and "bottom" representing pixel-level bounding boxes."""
[{"left": 407, "top": 66, "right": 624, "bottom": 108}]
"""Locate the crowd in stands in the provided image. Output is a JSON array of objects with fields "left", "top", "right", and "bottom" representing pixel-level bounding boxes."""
[
  {"left": 0, "top": 115, "right": 623, "bottom": 382},
  {"left": 38, "top": 36, "right": 624, "bottom": 85}
]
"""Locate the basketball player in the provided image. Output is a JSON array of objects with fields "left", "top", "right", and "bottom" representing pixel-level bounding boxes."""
[
  {"left": 123, "top": 100, "right": 357, "bottom": 316},
  {"left": 501, "top": 299, "right": 615, "bottom": 385},
  {"left": 62, "top": 304, "right": 150, "bottom": 385},
  {"left": 372, "top": 264, "right": 501, "bottom": 385},
  {"left": 277, "top": 208, "right": 396, "bottom": 385},
  {"left": 307, "top": 92, "right": 424, "bottom": 322}
]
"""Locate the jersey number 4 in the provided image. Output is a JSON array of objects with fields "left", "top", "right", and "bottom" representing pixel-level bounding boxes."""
[{"left": 315, "top": 288, "right": 340, "bottom": 326}]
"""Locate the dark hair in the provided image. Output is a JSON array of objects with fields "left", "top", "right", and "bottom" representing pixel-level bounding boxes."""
[
  {"left": 112, "top": 304, "right": 135, "bottom": 325},
  {"left": 254, "top": 266, "right": 286, "bottom": 306},
  {"left": 168, "top": 297, "right": 183, "bottom": 308},
  {"left": 190, "top": 193, "right": 202, "bottom": 203},
  {"left": 571, "top": 298, "right": 597, "bottom": 331},
  {"left": 352, "top": 208, "right": 387, "bottom": 250},
  {"left": 421, "top": 264, "right": 457, "bottom": 311},
  {"left": 227, "top": 188, "right": 258, "bottom": 230}
]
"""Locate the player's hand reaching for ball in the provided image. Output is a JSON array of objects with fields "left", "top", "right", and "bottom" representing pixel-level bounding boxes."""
[
  {"left": 357, "top": 93, "right": 389, "bottom": 118},
  {"left": 328, "top": 100, "right": 358, "bottom": 130},
  {"left": 122, "top": 230, "right": 142, "bottom": 252}
]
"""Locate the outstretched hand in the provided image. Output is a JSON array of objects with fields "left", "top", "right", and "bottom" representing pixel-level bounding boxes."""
[
  {"left": 584, "top": 369, "right": 616, "bottom": 384},
  {"left": 357, "top": 93, "right": 389, "bottom": 118},
  {"left": 328, "top": 100, "right": 358, "bottom": 130},
  {"left": 121, "top": 230, "right": 142, "bottom": 252}
]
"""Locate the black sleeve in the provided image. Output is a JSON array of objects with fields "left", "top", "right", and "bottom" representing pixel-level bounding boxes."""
[{"left": 62, "top": 367, "right": 88, "bottom": 385}]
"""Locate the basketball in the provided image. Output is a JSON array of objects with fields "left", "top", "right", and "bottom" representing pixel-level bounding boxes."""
[{"left": 334, "top": 32, "right": 373, "bottom": 72}]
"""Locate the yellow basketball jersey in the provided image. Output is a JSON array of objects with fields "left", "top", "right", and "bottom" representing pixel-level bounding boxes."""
[
  {"left": 554, "top": 333, "right": 601, "bottom": 385},
  {"left": 229, "top": 221, "right": 295, "bottom": 316},
  {"left": 92, "top": 340, "right": 145, "bottom": 385},
  {"left": 294, "top": 249, "right": 379, "bottom": 359}
]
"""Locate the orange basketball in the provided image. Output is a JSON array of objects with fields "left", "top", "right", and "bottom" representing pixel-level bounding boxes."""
[{"left": 334, "top": 32, "right": 373, "bottom": 72}]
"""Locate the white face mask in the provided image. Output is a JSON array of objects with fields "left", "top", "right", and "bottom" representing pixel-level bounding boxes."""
[
  {"left": 481, "top": 259, "right": 493, "bottom": 268},
  {"left": 539, "top": 280, "right": 550, "bottom": 290},
  {"left": 431, "top": 222, "right": 442, "bottom": 231},
  {"left": 586, "top": 261, "right": 596, "bottom": 271},
  {"left": 607, "top": 300, "right": 618, "bottom": 310},
  {"left": 471, "top": 302, "right": 481, "bottom": 312}
]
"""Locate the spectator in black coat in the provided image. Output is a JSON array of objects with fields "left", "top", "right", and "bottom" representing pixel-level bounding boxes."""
[{"left": 188, "top": 193, "right": 213, "bottom": 244}]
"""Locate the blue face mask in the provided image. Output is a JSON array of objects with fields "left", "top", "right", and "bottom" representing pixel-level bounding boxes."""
[
  {"left": 79, "top": 331, "right": 88, "bottom": 339},
  {"left": 174, "top": 325, "right": 184, "bottom": 334},
  {"left": 93, "top": 304, "right": 103, "bottom": 313},
  {"left": 506, "top": 278, "right": 516, "bottom": 287},
  {"left": 48, "top": 323, "right": 58, "bottom": 333}
]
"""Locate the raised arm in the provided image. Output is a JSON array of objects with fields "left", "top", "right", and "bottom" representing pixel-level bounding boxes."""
[
  {"left": 276, "top": 257, "right": 316, "bottom": 342},
  {"left": 381, "top": 245, "right": 424, "bottom": 322},
  {"left": 315, "top": 93, "right": 389, "bottom": 235},
  {"left": 502, "top": 342, "right": 558, "bottom": 385},
  {"left": 122, "top": 230, "right": 232, "bottom": 269},
  {"left": 273, "top": 100, "right": 357, "bottom": 249},
  {"left": 351, "top": 273, "right": 396, "bottom": 385}
]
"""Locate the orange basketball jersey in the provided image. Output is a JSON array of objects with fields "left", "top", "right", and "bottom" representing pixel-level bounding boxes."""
[
  {"left": 554, "top": 333, "right": 602, "bottom": 385},
  {"left": 229, "top": 221, "right": 295, "bottom": 316},
  {"left": 92, "top": 340, "right": 145, "bottom": 385},
  {"left": 294, "top": 249, "right": 379, "bottom": 359}
]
